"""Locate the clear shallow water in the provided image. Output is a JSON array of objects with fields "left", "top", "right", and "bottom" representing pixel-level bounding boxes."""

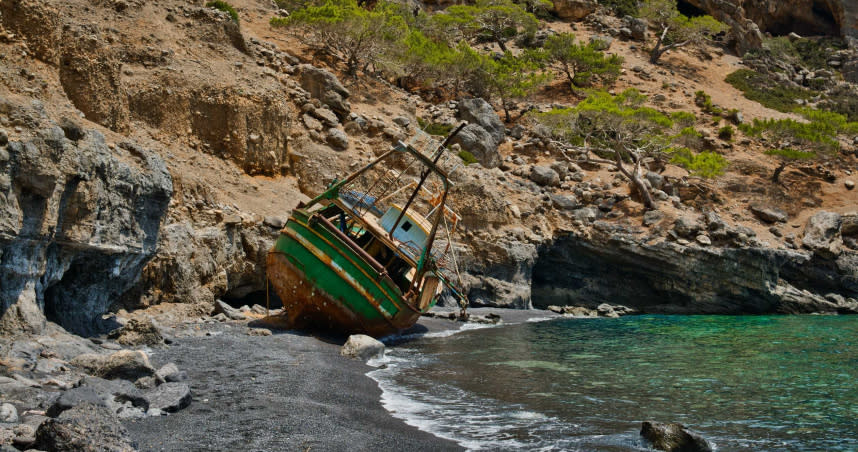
[{"left": 369, "top": 315, "right": 858, "bottom": 451}]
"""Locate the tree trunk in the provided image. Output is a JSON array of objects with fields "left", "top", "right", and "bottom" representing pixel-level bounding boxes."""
[
  {"left": 772, "top": 161, "right": 787, "bottom": 183},
  {"left": 496, "top": 35, "right": 508, "bottom": 53}
]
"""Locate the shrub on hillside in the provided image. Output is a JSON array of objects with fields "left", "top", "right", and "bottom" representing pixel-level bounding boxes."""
[{"left": 207, "top": 0, "right": 239, "bottom": 24}]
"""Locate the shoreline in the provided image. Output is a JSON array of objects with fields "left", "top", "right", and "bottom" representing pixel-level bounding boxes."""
[{"left": 123, "top": 307, "right": 558, "bottom": 451}]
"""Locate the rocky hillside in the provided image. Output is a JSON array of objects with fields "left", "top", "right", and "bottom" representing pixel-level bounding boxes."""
[{"left": 1, "top": 0, "right": 857, "bottom": 342}]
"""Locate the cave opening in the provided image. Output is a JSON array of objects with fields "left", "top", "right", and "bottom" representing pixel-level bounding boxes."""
[
  {"left": 766, "top": 1, "right": 840, "bottom": 37},
  {"left": 221, "top": 288, "right": 283, "bottom": 310},
  {"left": 676, "top": 0, "right": 707, "bottom": 18}
]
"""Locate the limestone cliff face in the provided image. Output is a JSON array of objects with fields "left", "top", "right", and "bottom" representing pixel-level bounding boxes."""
[
  {"left": 0, "top": 99, "right": 172, "bottom": 336},
  {"left": 686, "top": 0, "right": 858, "bottom": 50},
  {"left": 531, "top": 227, "right": 858, "bottom": 314}
]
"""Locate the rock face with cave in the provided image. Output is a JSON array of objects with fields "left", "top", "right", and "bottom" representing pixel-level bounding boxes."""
[
  {"left": 0, "top": 99, "right": 172, "bottom": 336},
  {"left": 683, "top": 0, "right": 858, "bottom": 51}
]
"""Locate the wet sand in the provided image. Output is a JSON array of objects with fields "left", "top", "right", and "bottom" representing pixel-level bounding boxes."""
[{"left": 124, "top": 308, "right": 557, "bottom": 451}]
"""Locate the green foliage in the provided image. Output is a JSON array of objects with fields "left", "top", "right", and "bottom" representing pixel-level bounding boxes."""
[
  {"left": 207, "top": 0, "right": 239, "bottom": 24},
  {"left": 764, "top": 148, "right": 817, "bottom": 161},
  {"left": 639, "top": 0, "right": 727, "bottom": 63},
  {"left": 483, "top": 51, "right": 551, "bottom": 120},
  {"left": 725, "top": 69, "right": 813, "bottom": 113},
  {"left": 672, "top": 126, "right": 704, "bottom": 150},
  {"left": 600, "top": 0, "right": 638, "bottom": 17},
  {"left": 669, "top": 148, "right": 728, "bottom": 178},
  {"left": 417, "top": 117, "right": 454, "bottom": 136},
  {"left": 718, "top": 125, "right": 734, "bottom": 141},
  {"left": 436, "top": 0, "right": 537, "bottom": 52},
  {"left": 694, "top": 90, "right": 722, "bottom": 115},
  {"left": 670, "top": 111, "right": 696, "bottom": 126},
  {"left": 272, "top": 0, "right": 408, "bottom": 75},
  {"left": 533, "top": 89, "right": 674, "bottom": 150},
  {"left": 458, "top": 150, "right": 479, "bottom": 165},
  {"left": 542, "top": 33, "right": 623, "bottom": 88}
]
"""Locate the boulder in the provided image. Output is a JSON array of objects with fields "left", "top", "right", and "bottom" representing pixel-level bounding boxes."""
[
  {"left": 156, "top": 363, "right": 188, "bottom": 383},
  {"left": 213, "top": 299, "right": 245, "bottom": 320},
  {"left": 326, "top": 128, "right": 349, "bottom": 151},
  {"left": 550, "top": 194, "right": 579, "bottom": 211},
  {"left": 673, "top": 216, "right": 700, "bottom": 238},
  {"left": 640, "top": 421, "right": 712, "bottom": 452},
  {"left": 627, "top": 17, "right": 648, "bottom": 41},
  {"left": 530, "top": 166, "right": 561, "bottom": 187},
  {"left": 551, "top": 0, "right": 597, "bottom": 20},
  {"left": 296, "top": 65, "right": 351, "bottom": 119},
  {"left": 449, "top": 124, "right": 501, "bottom": 168},
  {"left": 70, "top": 350, "right": 156, "bottom": 381},
  {"left": 457, "top": 98, "right": 504, "bottom": 143},
  {"left": 46, "top": 387, "right": 107, "bottom": 417},
  {"left": 34, "top": 403, "right": 136, "bottom": 452},
  {"left": 47, "top": 376, "right": 149, "bottom": 419},
  {"left": 802, "top": 211, "right": 843, "bottom": 258},
  {"left": 0, "top": 403, "right": 17, "bottom": 423},
  {"left": 749, "top": 204, "right": 787, "bottom": 223},
  {"left": 340, "top": 334, "right": 385, "bottom": 361},
  {"left": 107, "top": 318, "right": 164, "bottom": 346},
  {"left": 143, "top": 382, "right": 192, "bottom": 413}
]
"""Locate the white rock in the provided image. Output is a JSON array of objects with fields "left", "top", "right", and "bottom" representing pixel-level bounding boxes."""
[{"left": 340, "top": 334, "right": 385, "bottom": 361}]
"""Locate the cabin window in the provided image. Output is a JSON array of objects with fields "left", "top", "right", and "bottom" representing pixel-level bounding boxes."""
[{"left": 401, "top": 221, "right": 412, "bottom": 232}]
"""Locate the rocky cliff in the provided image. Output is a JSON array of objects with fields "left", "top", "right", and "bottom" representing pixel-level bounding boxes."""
[
  {"left": 686, "top": 0, "right": 858, "bottom": 50},
  {"left": 0, "top": 98, "right": 172, "bottom": 336}
]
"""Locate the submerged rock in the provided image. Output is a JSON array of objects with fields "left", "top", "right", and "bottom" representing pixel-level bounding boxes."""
[
  {"left": 340, "top": 335, "right": 385, "bottom": 361},
  {"left": 640, "top": 421, "right": 712, "bottom": 452}
]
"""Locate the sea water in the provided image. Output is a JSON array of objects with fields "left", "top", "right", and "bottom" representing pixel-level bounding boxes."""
[{"left": 368, "top": 315, "right": 858, "bottom": 451}]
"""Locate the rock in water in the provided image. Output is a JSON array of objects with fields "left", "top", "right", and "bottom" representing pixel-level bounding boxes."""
[
  {"left": 640, "top": 421, "right": 712, "bottom": 452},
  {"left": 34, "top": 403, "right": 136, "bottom": 452},
  {"left": 340, "top": 335, "right": 385, "bottom": 361},
  {"left": 143, "top": 382, "right": 192, "bottom": 413},
  {"left": 802, "top": 211, "right": 843, "bottom": 258},
  {"left": 70, "top": 350, "right": 156, "bottom": 381},
  {"left": 107, "top": 318, "right": 164, "bottom": 346}
]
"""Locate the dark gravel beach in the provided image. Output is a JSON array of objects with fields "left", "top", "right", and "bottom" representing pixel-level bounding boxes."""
[{"left": 123, "top": 322, "right": 463, "bottom": 452}]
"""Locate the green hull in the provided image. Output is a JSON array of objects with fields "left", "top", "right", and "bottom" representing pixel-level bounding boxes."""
[{"left": 267, "top": 210, "right": 427, "bottom": 337}]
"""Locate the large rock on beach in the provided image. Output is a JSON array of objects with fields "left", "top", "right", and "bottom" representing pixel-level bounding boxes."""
[
  {"left": 107, "top": 319, "right": 164, "bottom": 346},
  {"left": 70, "top": 350, "right": 156, "bottom": 381},
  {"left": 143, "top": 382, "right": 192, "bottom": 413},
  {"left": 340, "top": 335, "right": 385, "bottom": 361},
  {"left": 802, "top": 211, "right": 843, "bottom": 258},
  {"left": 34, "top": 403, "right": 136, "bottom": 452},
  {"left": 640, "top": 421, "right": 712, "bottom": 452}
]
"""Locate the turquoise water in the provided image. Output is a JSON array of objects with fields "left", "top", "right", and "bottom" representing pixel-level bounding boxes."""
[{"left": 369, "top": 316, "right": 858, "bottom": 451}]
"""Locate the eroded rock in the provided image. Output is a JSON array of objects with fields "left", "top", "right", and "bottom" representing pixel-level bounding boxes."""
[{"left": 640, "top": 421, "right": 712, "bottom": 452}]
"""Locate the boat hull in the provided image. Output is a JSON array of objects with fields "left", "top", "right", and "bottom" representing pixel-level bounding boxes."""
[{"left": 266, "top": 216, "right": 422, "bottom": 337}]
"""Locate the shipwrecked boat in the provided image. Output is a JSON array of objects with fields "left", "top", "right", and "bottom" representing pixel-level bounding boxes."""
[{"left": 266, "top": 125, "right": 468, "bottom": 337}]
